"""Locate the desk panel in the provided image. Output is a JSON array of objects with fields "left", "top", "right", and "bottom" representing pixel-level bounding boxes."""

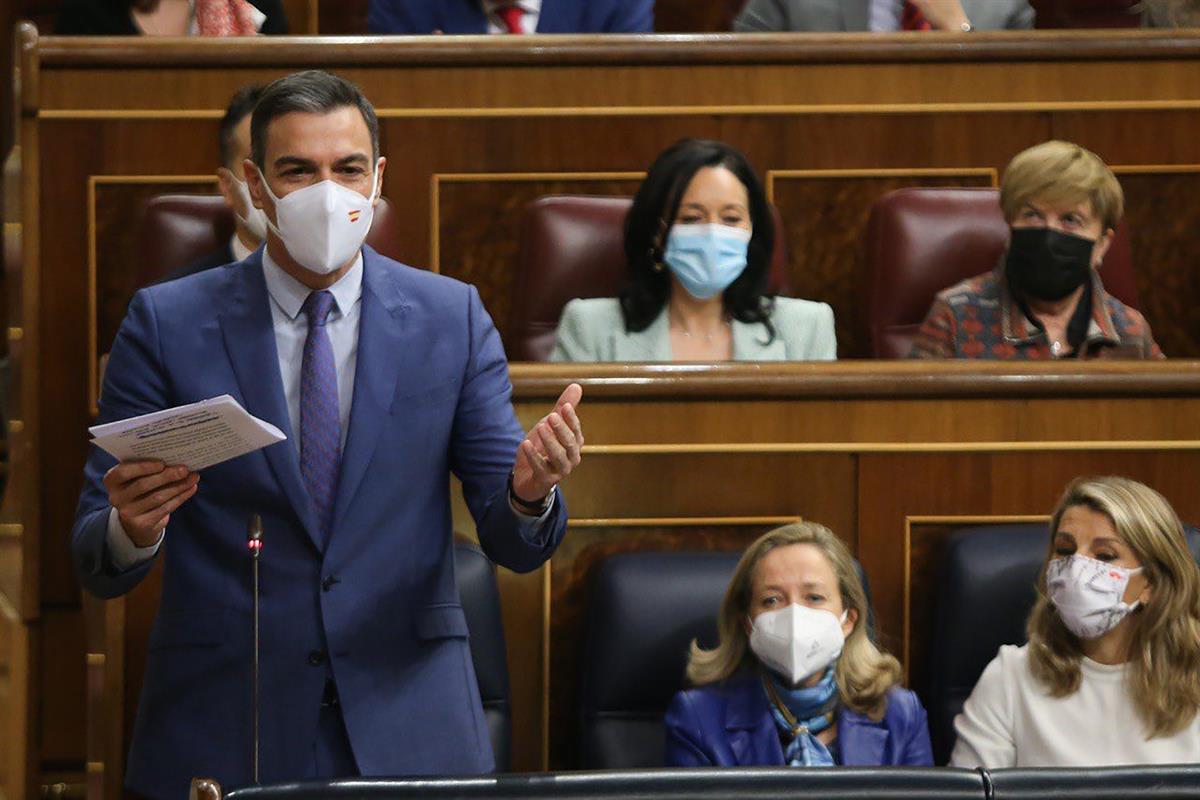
[{"left": 10, "top": 27, "right": 1200, "bottom": 796}]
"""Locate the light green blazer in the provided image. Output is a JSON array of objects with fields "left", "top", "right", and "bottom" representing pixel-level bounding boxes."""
[{"left": 549, "top": 297, "right": 837, "bottom": 362}]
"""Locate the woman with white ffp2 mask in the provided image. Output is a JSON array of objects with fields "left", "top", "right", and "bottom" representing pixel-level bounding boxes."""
[
  {"left": 664, "top": 522, "right": 933, "bottom": 768},
  {"left": 952, "top": 476, "right": 1200, "bottom": 769}
]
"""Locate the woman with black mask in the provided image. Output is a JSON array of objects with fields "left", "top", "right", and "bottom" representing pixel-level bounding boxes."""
[{"left": 909, "top": 140, "right": 1162, "bottom": 360}]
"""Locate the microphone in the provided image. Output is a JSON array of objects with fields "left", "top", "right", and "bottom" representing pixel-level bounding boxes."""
[{"left": 247, "top": 514, "right": 263, "bottom": 785}]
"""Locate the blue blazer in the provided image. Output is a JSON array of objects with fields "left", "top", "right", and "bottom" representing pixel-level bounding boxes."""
[
  {"left": 665, "top": 675, "right": 934, "bottom": 767},
  {"left": 368, "top": 0, "right": 654, "bottom": 34},
  {"left": 71, "top": 247, "right": 568, "bottom": 800}
]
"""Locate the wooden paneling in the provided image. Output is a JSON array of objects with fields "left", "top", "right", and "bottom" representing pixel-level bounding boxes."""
[
  {"left": 11, "top": 30, "right": 1200, "bottom": 797},
  {"left": 769, "top": 168, "right": 998, "bottom": 357},
  {"left": 1111, "top": 168, "right": 1200, "bottom": 358},
  {"left": 0, "top": 595, "right": 29, "bottom": 800},
  {"left": 434, "top": 175, "right": 642, "bottom": 338}
]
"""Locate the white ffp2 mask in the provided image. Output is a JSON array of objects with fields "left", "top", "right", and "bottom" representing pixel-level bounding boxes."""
[
  {"left": 748, "top": 603, "right": 847, "bottom": 686},
  {"left": 1047, "top": 554, "right": 1143, "bottom": 640},
  {"left": 258, "top": 163, "right": 380, "bottom": 274},
  {"left": 232, "top": 177, "right": 269, "bottom": 242}
]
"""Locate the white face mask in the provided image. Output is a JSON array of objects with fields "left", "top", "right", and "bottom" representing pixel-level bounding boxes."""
[
  {"left": 1046, "top": 554, "right": 1143, "bottom": 640},
  {"left": 748, "top": 603, "right": 847, "bottom": 686},
  {"left": 257, "top": 162, "right": 380, "bottom": 275},
  {"left": 231, "top": 176, "right": 269, "bottom": 242}
]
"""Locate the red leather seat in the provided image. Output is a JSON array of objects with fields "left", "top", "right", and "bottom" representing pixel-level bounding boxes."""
[
  {"left": 507, "top": 195, "right": 791, "bottom": 362},
  {"left": 864, "top": 187, "right": 1139, "bottom": 359},
  {"left": 135, "top": 193, "right": 405, "bottom": 286}
]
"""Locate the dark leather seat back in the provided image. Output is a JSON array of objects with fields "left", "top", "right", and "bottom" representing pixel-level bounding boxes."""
[
  {"left": 508, "top": 195, "right": 792, "bottom": 362},
  {"left": 989, "top": 764, "right": 1200, "bottom": 799},
  {"left": 580, "top": 549, "right": 874, "bottom": 769},
  {"left": 864, "top": 187, "right": 1139, "bottom": 359},
  {"left": 223, "top": 767, "right": 986, "bottom": 800},
  {"left": 136, "top": 194, "right": 405, "bottom": 286},
  {"left": 927, "top": 523, "right": 1200, "bottom": 765},
  {"left": 453, "top": 541, "right": 511, "bottom": 772}
]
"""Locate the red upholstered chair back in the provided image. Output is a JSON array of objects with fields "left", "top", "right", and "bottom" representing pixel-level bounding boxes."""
[
  {"left": 508, "top": 195, "right": 791, "bottom": 362},
  {"left": 864, "top": 187, "right": 1138, "bottom": 359},
  {"left": 136, "top": 193, "right": 405, "bottom": 286}
]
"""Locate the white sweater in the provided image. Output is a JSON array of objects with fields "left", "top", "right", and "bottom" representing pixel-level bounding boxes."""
[{"left": 950, "top": 644, "right": 1200, "bottom": 768}]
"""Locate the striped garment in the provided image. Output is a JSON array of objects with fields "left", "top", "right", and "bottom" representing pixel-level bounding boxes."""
[{"left": 908, "top": 266, "right": 1163, "bottom": 360}]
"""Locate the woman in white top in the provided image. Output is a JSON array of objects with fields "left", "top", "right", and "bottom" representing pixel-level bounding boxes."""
[
  {"left": 951, "top": 476, "right": 1200, "bottom": 768},
  {"left": 550, "top": 139, "right": 836, "bottom": 363}
]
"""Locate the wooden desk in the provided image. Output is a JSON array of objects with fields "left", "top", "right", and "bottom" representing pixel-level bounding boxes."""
[{"left": 6, "top": 26, "right": 1200, "bottom": 798}]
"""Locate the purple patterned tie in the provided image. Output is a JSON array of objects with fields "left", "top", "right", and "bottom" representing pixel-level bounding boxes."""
[{"left": 300, "top": 290, "right": 340, "bottom": 543}]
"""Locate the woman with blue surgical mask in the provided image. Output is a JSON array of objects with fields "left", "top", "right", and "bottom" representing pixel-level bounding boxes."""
[
  {"left": 664, "top": 522, "right": 933, "bottom": 768},
  {"left": 952, "top": 476, "right": 1200, "bottom": 768},
  {"left": 550, "top": 139, "right": 837, "bottom": 362}
]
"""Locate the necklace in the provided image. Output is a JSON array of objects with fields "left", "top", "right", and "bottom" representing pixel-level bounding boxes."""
[{"left": 669, "top": 311, "right": 730, "bottom": 344}]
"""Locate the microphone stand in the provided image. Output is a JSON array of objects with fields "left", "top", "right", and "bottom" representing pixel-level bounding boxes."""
[{"left": 247, "top": 514, "right": 263, "bottom": 785}]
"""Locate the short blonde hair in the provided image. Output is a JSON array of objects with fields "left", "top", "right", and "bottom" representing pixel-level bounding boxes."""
[
  {"left": 686, "top": 522, "right": 902, "bottom": 720},
  {"left": 999, "top": 140, "right": 1124, "bottom": 231},
  {"left": 1027, "top": 476, "right": 1200, "bottom": 737}
]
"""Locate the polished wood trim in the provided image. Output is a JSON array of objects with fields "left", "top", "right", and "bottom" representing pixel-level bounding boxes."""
[
  {"left": 38, "top": 101, "right": 1200, "bottom": 120},
  {"left": 7, "top": 328, "right": 21, "bottom": 342},
  {"left": 86, "top": 175, "right": 219, "bottom": 416},
  {"left": 509, "top": 362, "right": 1200, "bottom": 400},
  {"left": 902, "top": 515, "right": 1051, "bottom": 683},
  {"left": 429, "top": 171, "right": 643, "bottom": 273},
  {"left": 568, "top": 516, "right": 800, "bottom": 527},
  {"left": 8, "top": 421, "right": 23, "bottom": 435},
  {"left": 1111, "top": 164, "right": 1200, "bottom": 174},
  {"left": 30, "top": 30, "right": 1200, "bottom": 68},
  {"left": 767, "top": 167, "right": 999, "bottom": 203},
  {"left": 17, "top": 23, "right": 38, "bottom": 116},
  {"left": 0, "top": 525, "right": 24, "bottom": 539}
]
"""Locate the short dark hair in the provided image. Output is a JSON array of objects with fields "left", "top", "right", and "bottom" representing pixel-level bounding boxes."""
[
  {"left": 250, "top": 70, "right": 380, "bottom": 169},
  {"left": 218, "top": 84, "right": 264, "bottom": 169},
  {"left": 619, "top": 138, "right": 776, "bottom": 340}
]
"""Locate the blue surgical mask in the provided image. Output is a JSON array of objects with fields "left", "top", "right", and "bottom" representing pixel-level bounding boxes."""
[{"left": 663, "top": 223, "right": 752, "bottom": 301}]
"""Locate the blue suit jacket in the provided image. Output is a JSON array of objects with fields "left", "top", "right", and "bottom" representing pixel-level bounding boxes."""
[
  {"left": 71, "top": 247, "right": 568, "bottom": 800},
  {"left": 368, "top": 0, "right": 654, "bottom": 34},
  {"left": 664, "top": 675, "right": 934, "bottom": 767}
]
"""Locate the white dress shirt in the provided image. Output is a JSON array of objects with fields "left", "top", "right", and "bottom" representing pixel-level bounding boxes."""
[
  {"left": 231, "top": 233, "right": 255, "bottom": 263},
  {"left": 869, "top": 0, "right": 904, "bottom": 31},
  {"left": 107, "top": 244, "right": 553, "bottom": 570},
  {"left": 951, "top": 644, "right": 1200, "bottom": 768},
  {"left": 485, "top": 0, "right": 542, "bottom": 33}
]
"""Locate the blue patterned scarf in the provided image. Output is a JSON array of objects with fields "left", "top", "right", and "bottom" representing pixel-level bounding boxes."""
[{"left": 763, "top": 667, "right": 840, "bottom": 767}]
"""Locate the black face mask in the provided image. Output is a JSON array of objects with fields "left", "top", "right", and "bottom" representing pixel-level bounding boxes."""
[{"left": 1005, "top": 227, "right": 1095, "bottom": 302}]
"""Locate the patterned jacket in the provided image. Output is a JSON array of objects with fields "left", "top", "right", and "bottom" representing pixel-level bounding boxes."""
[{"left": 909, "top": 266, "right": 1163, "bottom": 360}]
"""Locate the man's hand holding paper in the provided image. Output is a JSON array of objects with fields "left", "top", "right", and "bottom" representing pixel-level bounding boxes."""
[
  {"left": 104, "top": 461, "right": 198, "bottom": 547},
  {"left": 90, "top": 394, "right": 287, "bottom": 547}
]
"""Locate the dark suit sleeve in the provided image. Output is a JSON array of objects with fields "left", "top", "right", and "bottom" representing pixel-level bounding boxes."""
[
  {"left": 55, "top": 0, "right": 135, "bottom": 34},
  {"left": 71, "top": 290, "right": 171, "bottom": 599},
  {"left": 368, "top": 0, "right": 418, "bottom": 33},
  {"left": 664, "top": 691, "right": 715, "bottom": 767},
  {"left": 251, "top": 0, "right": 290, "bottom": 33},
  {"left": 609, "top": 0, "right": 654, "bottom": 32},
  {"left": 450, "top": 285, "right": 567, "bottom": 574}
]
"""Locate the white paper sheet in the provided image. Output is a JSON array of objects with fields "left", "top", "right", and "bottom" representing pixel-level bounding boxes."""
[{"left": 88, "top": 395, "right": 286, "bottom": 471}]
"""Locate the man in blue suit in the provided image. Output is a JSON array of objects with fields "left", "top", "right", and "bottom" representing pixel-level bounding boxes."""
[
  {"left": 369, "top": 0, "right": 654, "bottom": 34},
  {"left": 71, "top": 70, "right": 583, "bottom": 800}
]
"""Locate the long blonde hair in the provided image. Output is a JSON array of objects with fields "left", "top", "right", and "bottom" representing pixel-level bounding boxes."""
[
  {"left": 686, "top": 521, "right": 902, "bottom": 720},
  {"left": 1027, "top": 476, "right": 1200, "bottom": 737}
]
